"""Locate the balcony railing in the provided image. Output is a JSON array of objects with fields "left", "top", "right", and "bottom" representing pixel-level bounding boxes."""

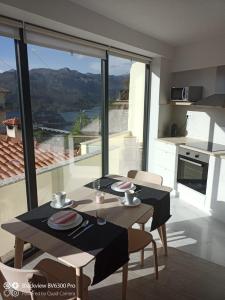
[{"left": 0, "top": 130, "right": 143, "bottom": 257}]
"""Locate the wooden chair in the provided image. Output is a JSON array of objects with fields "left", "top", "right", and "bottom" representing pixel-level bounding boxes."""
[
  {"left": 127, "top": 170, "right": 163, "bottom": 186},
  {"left": 128, "top": 228, "right": 158, "bottom": 278},
  {"left": 127, "top": 170, "right": 168, "bottom": 262},
  {"left": 121, "top": 228, "right": 158, "bottom": 300},
  {"left": 0, "top": 257, "right": 91, "bottom": 299}
]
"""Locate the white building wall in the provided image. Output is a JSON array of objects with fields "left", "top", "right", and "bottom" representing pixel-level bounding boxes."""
[{"left": 128, "top": 62, "right": 146, "bottom": 143}]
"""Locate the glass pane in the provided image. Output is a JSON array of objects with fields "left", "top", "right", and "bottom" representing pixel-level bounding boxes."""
[
  {"left": 108, "top": 55, "right": 146, "bottom": 176},
  {"left": 0, "top": 36, "right": 27, "bottom": 257},
  {"left": 27, "top": 45, "right": 102, "bottom": 205}
]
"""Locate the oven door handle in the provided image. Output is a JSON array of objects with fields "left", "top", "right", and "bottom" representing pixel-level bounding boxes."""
[
  {"left": 179, "top": 157, "right": 203, "bottom": 167},
  {"left": 182, "top": 87, "right": 186, "bottom": 100}
]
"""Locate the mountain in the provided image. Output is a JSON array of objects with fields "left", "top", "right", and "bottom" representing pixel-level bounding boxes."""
[{"left": 0, "top": 68, "right": 129, "bottom": 113}]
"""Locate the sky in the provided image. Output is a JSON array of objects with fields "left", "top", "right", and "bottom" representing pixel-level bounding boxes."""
[{"left": 0, "top": 36, "right": 133, "bottom": 75}]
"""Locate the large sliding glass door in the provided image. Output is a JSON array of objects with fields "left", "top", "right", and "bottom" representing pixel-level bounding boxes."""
[
  {"left": 108, "top": 55, "right": 146, "bottom": 176},
  {"left": 0, "top": 17, "right": 151, "bottom": 262},
  {"left": 27, "top": 44, "right": 102, "bottom": 205},
  {"left": 0, "top": 36, "right": 27, "bottom": 257}
]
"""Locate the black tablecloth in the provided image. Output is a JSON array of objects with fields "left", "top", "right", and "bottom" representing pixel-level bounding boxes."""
[
  {"left": 17, "top": 203, "right": 129, "bottom": 285},
  {"left": 85, "top": 177, "right": 171, "bottom": 231}
]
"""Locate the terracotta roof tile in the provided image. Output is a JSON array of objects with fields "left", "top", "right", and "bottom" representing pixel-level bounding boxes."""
[
  {"left": 2, "top": 118, "right": 21, "bottom": 126},
  {"left": 0, "top": 135, "right": 73, "bottom": 181}
]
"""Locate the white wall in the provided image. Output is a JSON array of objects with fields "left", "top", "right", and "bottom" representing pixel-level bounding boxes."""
[
  {"left": 185, "top": 108, "right": 225, "bottom": 144},
  {"left": 148, "top": 57, "right": 172, "bottom": 171},
  {"left": 0, "top": 0, "right": 173, "bottom": 58},
  {"left": 172, "top": 67, "right": 217, "bottom": 97},
  {"left": 172, "top": 36, "right": 225, "bottom": 72},
  {"left": 170, "top": 103, "right": 225, "bottom": 145},
  {"left": 171, "top": 66, "right": 225, "bottom": 144}
]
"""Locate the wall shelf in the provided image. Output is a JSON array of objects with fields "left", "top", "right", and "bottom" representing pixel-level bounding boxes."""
[
  {"left": 161, "top": 101, "right": 225, "bottom": 109},
  {"left": 170, "top": 101, "right": 194, "bottom": 106}
]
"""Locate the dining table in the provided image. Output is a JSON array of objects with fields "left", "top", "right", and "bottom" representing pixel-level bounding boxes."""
[{"left": 1, "top": 175, "right": 172, "bottom": 300}]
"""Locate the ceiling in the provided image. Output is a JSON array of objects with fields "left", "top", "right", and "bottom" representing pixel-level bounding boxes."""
[{"left": 69, "top": 0, "right": 225, "bottom": 46}]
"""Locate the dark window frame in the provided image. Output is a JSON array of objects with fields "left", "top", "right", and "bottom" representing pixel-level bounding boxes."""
[
  {"left": 101, "top": 52, "right": 109, "bottom": 176},
  {"left": 142, "top": 64, "right": 151, "bottom": 171},
  {"left": 15, "top": 29, "right": 38, "bottom": 211}
]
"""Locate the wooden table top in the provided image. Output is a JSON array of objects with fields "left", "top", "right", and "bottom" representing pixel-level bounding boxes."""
[{"left": 1, "top": 176, "right": 170, "bottom": 268}]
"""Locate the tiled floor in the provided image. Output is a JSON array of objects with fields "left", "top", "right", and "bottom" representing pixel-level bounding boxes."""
[{"left": 166, "top": 196, "right": 225, "bottom": 267}]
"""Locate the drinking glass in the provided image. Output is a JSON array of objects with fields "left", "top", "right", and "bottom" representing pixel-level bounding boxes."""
[
  {"left": 92, "top": 179, "right": 101, "bottom": 190},
  {"left": 96, "top": 207, "right": 107, "bottom": 226}
]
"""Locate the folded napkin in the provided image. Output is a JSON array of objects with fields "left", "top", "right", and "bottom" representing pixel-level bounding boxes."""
[
  {"left": 51, "top": 211, "right": 77, "bottom": 224},
  {"left": 118, "top": 182, "right": 132, "bottom": 189}
]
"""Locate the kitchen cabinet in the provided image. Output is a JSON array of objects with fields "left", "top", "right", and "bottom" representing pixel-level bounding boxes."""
[
  {"left": 153, "top": 140, "right": 178, "bottom": 190},
  {"left": 205, "top": 156, "right": 225, "bottom": 223},
  {"left": 217, "top": 159, "right": 225, "bottom": 200}
]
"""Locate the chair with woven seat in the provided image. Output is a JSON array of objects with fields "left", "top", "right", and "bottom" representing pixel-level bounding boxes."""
[
  {"left": 0, "top": 257, "right": 91, "bottom": 300},
  {"left": 127, "top": 170, "right": 168, "bottom": 263}
]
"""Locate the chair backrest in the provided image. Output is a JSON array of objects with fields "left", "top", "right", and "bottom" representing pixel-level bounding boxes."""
[
  {"left": 0, "top": 258, "right": 47, "bottom": 298},
  {"left": 127, "top": 170, "right": 163, "bottom": 186}
]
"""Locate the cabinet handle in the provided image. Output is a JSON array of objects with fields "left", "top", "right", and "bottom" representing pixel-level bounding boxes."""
[{"left": 179, "top": 157, "right": 203, "bottom": 167}]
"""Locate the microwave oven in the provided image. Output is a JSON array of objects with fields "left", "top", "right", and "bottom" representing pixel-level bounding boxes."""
[{"left": 171, "top": 86, "right": 203, "bottom": 102}]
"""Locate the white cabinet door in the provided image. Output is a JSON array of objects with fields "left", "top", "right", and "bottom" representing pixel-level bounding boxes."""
[
  {"left": 206, "top": 157, "right": 225, "bottom": 223},
  {"left": 205, "top": 156, "right": 225, "bottom": 223},
  {"left": 154, "top": 165, "right": 175, "bottom": 188},
  {"left": 153, "top": 141, "right": 178, "bottom": 189}
]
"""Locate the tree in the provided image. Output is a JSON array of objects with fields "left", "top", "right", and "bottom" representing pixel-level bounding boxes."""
[{"left": 70, "top": 111, "right": 90, "bottom": 135}]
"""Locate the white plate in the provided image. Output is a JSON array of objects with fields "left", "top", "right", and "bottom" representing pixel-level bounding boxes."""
[
  {"left": 121, "top": 197, "right": 141, "bottom": 207},
  {"left": 48, "top": 213, "right": 83, "bottom": 231},
  {"left": 111, "top": 181, "right": 136, "bottom": 192},
  {"left": 50, "top": 199, "right": 75, "bottom": 209}
]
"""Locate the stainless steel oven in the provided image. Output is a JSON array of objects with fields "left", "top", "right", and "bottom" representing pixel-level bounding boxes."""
[{"left": 177, "top": 147, "right": 209, "bottom": 194}]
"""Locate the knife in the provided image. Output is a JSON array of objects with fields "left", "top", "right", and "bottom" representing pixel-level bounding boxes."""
[{"left": 72, "top": 224, "right": 94, "bottom": 239}]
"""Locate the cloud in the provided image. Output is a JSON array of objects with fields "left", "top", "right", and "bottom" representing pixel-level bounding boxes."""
[
  {"left": 109, "top": 56, "right": 133, "bottom": 75},
  {"left": 89, "top": 61, "right": 101, "bottom": 73},
  {"left": 74, "top": 54, "right": 85, "bottom": 60}
]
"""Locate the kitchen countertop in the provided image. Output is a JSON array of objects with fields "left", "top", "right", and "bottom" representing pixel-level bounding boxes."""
[
  {"left": 157, "top": 137, "right": 199, "bottom": 145},
  {"left": 157, "top": 137, "right": 225, "bottom": 156}
]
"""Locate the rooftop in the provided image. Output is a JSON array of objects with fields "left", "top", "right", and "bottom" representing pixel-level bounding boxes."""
[
  {"left": 2, "top": 118, "right": 21, "bottom": 126},
  {"left": 0, "top": 135, "right": 71, "bottom": 181}
]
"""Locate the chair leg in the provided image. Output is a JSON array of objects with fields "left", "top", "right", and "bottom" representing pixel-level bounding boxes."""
[
  {"left": 161, "top": 224, "right": 168, "bottom": 256},
  {"left": 76, "top": 267, "right": 83, "bottom": 300},
  {"left": 140, "top": 224, "right": 145, "bottom": 267},
  {"left": 122, "top": 262, "right": 128, "bottom": 300},
  {"left": 30, "top": 294, "right": 38, "bottom": 300},
  {"left": 14, "top": 237, "right": 24, "bottom": 269},
  {"left": 151, "top": 239, "right": 159, "bottom": 280},
  {"left": 83, "top": 286, "right": 89, "bottom": 300},
  {"left": 157, "top": 224, "right": 168, "bottom": 256},
  {"left": 157, "top": 226, "right": 162, "bottom": 240}
]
